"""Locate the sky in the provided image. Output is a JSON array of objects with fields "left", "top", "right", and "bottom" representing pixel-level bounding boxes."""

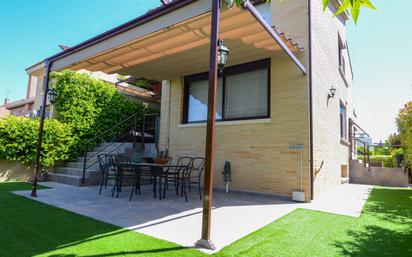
[
  {"left": 0, "top": 0, "right": 410, "bottom": 142},
  {"left": 346, "top": 1, "right": 412, "bottom": 141}
]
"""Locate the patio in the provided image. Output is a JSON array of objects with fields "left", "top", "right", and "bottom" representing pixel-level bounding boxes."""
[{"left": 14, "top": 182, "right": 372, "bottom": 253}]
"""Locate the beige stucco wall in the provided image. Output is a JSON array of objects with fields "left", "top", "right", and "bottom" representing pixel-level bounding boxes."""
[{"left": 311, "top": 0, "right": 353, "bottom": 196}]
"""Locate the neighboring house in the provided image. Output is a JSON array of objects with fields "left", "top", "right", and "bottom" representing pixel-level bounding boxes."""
[
  {"left": 0, "top": 75, "right": 36, "bottom": 117},
  {"left": 25, "top": 62, "right": 160, "bottom": 116},
  {"left": 0, "top": 105, "right": 10, "bottom": 117},
  {"left": 28, "top": 0, "right": 358, "bottom": 201}
]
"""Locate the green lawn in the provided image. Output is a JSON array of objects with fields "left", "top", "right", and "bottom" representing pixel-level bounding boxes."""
[{"left": 1, "top": 183, "right": 411, "bottom": 257}]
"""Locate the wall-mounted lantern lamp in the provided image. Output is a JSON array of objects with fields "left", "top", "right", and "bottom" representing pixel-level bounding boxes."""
[
  {"left": 217, "top": 40, "right": 229, "bottom": 73},
  {"left": 328, "top": 85, "right": 337, "bottom": 99},
  {"left": 221, "top": 0, "right": 234, "bottom": 9},
  {"left": 48, "top": 89, "right": 57, "bottom": 104}
]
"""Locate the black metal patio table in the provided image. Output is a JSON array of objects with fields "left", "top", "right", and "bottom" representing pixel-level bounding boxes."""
[{"left": 119, "top": 162, "right": 189, "bottom": 200}]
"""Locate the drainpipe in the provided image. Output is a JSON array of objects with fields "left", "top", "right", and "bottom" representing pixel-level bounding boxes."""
[
  {"left": 31, "top": 60, "right": 52, "bottom": 197},
  {"left": 307, "top": 0, "right": 314, "bottom": 200}
]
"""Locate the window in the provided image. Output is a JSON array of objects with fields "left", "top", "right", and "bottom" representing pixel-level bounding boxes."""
[
  {"left": 340, "top": 102, "right": 347, "bottom": 139},
  {"left": 338, "top": 36, "right": 346, "bottom": 74},
  {"left": 183, "top": 59, "right": 270, "bottom": 123},
  {"left": 187, "top": 78, "right": 223, "bottom": 122}
]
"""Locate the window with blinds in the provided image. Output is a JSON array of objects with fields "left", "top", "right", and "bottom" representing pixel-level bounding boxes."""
[{"left": 183, "top": 59, "right": 270, "bottom": 123}]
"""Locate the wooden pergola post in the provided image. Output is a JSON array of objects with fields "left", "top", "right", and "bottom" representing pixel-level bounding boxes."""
[
  {"left": 196, "top": 0, "right": 220, "bottom": 250},
  {"left": 31, "top": 61, "right": 52, "bottom": 197}
]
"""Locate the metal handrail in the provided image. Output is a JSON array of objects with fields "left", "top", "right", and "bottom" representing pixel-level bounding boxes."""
[
  {"left": 81, "top": 113, "right": 159, "bottom": 185},
  {"left": 349, "top": 118, "right": 371, "bottom": 171}
]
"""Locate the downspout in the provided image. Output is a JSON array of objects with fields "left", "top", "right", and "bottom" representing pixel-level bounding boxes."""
[
  {"left": 307, "top": 0, "right": 314, "bottom": 200},
  {"left": 31, "top": 59, "right": 53, "bottom": 197}
]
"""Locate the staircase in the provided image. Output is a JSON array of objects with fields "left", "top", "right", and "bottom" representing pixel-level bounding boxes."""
[
  {"left": 46, "top": 113, "right": 159, "bottom": 187},
  {"left": 48, "top": 143, "right": 133, "bottom": 186}
]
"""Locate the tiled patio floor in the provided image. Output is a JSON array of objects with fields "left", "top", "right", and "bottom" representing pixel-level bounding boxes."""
[{"left": 14, "top": 182, "right": 372, "bottom": 254}]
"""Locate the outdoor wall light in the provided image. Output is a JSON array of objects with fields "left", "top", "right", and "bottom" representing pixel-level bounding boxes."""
[
  {"left": 328, "top": 85, "right": 337, "bottom": 99},
  {"left": 221, "top": 0, "right": 234, "bottom": 9},
  {"left": 217, "top": 40, "right": 229, "bottom": 73},
  {"left": 48, "top": 89, "right": 57, "bottom": 104}
]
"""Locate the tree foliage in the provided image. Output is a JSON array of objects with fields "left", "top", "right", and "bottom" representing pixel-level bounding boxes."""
[
  {"left": 51, "top": 70, "right": 152, "bottom": 157},
  {"left": 0, "top": 70, "right": 152, "bottom": 167},
  {"left": 235, "top": 0, "right": 377, "bottom": 23},
  {"left": 396, "top": 102, "right": 412, "bottom": 168}
]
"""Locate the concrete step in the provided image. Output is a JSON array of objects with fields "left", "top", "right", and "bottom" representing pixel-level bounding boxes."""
[
  {"left": 47, "top": 172, "right": 101, "bottom": 186},
  {"left": 48, "top": 142, "right": 152, "bottom": 187},
  {"left": 54, "top": 167, "right": 100, "bottom": 177},
  {"left": 64, "top": 161, "right": 100, "bottom": 169},
  {"left": 76, "top": 156, "right": 99, "bottom": 163},
  {"left": 99, "top": 142, "right": 133, "bottom": 148},
  {"left": 47, "top": 173, "right": 83, "bottom": 186},
  {"left": 341, "top": 177, "right": 350, "bottom": 184},
  {"left": 93, "top": 143, "right": 137, "bottom": 150}
]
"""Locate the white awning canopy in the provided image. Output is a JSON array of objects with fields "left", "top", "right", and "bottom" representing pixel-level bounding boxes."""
[{"left": 48, "top": 0, "right": 304, "bottom": 80}]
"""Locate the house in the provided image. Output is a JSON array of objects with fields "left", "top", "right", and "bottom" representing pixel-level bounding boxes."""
[
  {"left": 28, "top": 0, "right": 356, "bottom": 203},
  {"left": 0, "top": 75, "right": 36, "bottom": 117}
]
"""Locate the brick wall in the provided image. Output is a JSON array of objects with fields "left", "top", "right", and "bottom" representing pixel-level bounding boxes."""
[
  {"left": 159, "top": 53, "right": 311, "bottom": 199},
  {"left": 310, "top": 0, "right": 353, "bottom": 196}
]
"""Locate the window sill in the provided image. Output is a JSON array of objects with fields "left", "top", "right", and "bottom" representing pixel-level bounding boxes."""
[
  {"left": 339, "top": 67, "right": 350, "bottom": 88},
  {"left": 340, "top": 138, "right": 350, "bottom": 147},
  {"left": 178, "top": 118, "right": 272, "bottom": 128}
]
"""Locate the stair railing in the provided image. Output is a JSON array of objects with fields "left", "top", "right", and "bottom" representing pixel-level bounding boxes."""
[
  {"left": 349, "top": 118, "right": 371, "bottom": 171},
  {"left": 81, "top": 113, "right": 159, "bottom": 185}
]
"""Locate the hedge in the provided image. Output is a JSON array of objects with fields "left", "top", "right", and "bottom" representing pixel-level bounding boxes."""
[
  {"left": 358, "top": 155, "right": 395, "bottom": 168},
  {"left": 397, "top": 102, "right": 412, "bottom": 169},
  {"left": 0, "top": 70, "right": 152, "bottom": 167},
  {"left": 51, "top": 70, "right": 151, "bottom": 158},
  {"left": 0, "top": 116, "right": 74, "bottom": 167}
]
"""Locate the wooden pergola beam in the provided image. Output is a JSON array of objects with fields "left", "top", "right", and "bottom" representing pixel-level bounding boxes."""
[{"left": 195, "top": 0, "right": 220, "bottom": 250}]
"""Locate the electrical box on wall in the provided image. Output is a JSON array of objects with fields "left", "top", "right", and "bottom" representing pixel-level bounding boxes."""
[{"left": 292, "top": 191, "right": 306, "bottom": 202}]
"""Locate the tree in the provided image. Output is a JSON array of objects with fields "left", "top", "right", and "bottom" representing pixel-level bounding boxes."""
[
  {"left": 235, "top": 0, "right": 377, "bottom": 23},
  {"left": 396, "top": 102, "right": 412, "bottom": 168}
]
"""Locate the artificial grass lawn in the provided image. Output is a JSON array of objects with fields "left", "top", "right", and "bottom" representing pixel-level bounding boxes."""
[
  {"left": 1, "top": 183, "right": 411, "bottom": 257},
  {"left": 218, "top": 187, "right": 412, "bottom": 257}
]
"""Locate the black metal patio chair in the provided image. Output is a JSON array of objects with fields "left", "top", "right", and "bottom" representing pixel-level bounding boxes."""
[
  {"left": 181, "top": 157, "right": 205, "bottom": 201},
  {"left": 162, "top": 156, "right": 192, "bottom": 199},
  {"left": 112, "top": 154, "right": 140, "bottom": 200},
  {"left": 97, "top": 154, "right": 117, "bottom": 195}
]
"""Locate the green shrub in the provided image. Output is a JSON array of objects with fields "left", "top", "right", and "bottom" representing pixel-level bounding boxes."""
[
  {"left": 358, "top": 155, "right": 395, "bottom": 168},
  {"left": 397, "top": 102, "right": 412, "bottom": 169},
  {"left": 0, "top": 70, "right": 154, "bottom": 168},
  {"left": 392, "top": 148, "right": 404, "bottom": 159},
  {"left": 0, "top": 116, "right": 74, "bottom": 167},
  {"left": 50, "top": 70, "right": 152, "bottom": 159}
]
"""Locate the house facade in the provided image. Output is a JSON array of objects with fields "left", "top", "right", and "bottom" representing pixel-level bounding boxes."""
[
  {"left": 27, "top": 0, "right": 355, "bottom": 202},
  {"left": 158, "top": 0, "right": 354, "bottom": 200}
]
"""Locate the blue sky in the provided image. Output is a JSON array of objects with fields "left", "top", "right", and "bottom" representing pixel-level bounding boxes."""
[
  {"left": 347, "top": 1, "right": 412, "bottom": 141},
  {"left": 0, "top": 0, "right": 410, "bottom": 141}
]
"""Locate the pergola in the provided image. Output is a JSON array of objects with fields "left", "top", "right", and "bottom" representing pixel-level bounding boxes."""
[{"left": 31, "top": 0, "right": 306, "bottom": 249}]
